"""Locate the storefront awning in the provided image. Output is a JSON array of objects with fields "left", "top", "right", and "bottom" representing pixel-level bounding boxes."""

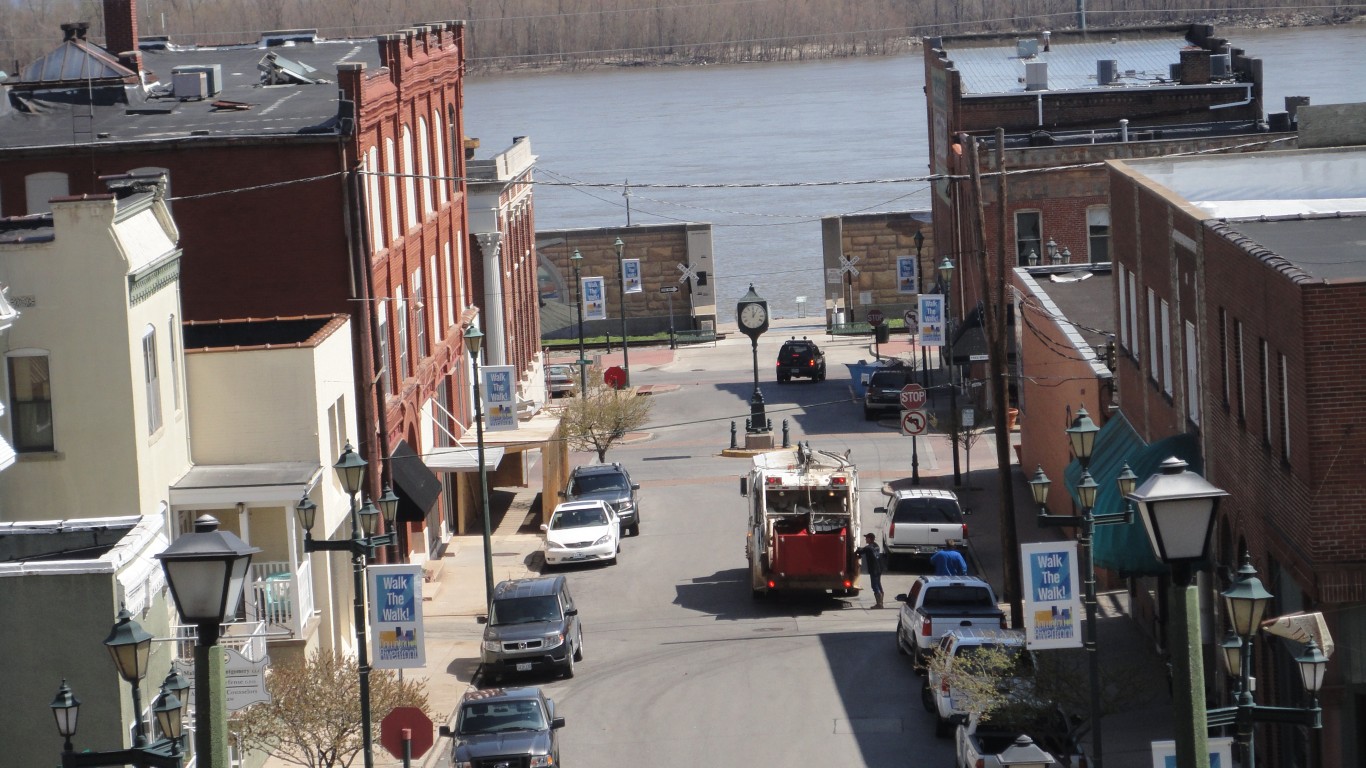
[
  {"left": 950, "top": 304, "right": 1016, "bottom": 366},
  {"left": 389, "top": 440, "right": 442, "bottom": 522},
  {"left": 424, "top": 445, "right": 506, "bottom": 472},
  {"left": 1065, "top": 413, "right": 1202, "bottom": 576}
]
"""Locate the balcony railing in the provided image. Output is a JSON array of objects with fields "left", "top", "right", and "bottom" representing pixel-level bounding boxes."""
[{"left": 247, "top": 559, "right": 314, "bottom": 639}]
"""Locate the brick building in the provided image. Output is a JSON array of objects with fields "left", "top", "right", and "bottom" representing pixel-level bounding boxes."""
[
  {"left": 820, "top": 211, "right": 933, "bottom": 328},
  {"left": 1108, "top": 144, "right": 1366, "bottom": 767},
  {"left": 0, "top": 4, "right": 547, "bottom": 566}
]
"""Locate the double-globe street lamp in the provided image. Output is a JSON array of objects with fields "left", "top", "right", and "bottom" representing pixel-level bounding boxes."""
[
  {"left": 1029, "top": 405, "right": 1138, "bottom": 768},
  {"left": 1209, "top": 553, "right": 1328, "bottom": 767},
  {"left": 294, "top": 446, "right": 399, "bottom": 768},
  {"left": 50, "top": 610, "right": 189, "bottom": 767},
  {"left": 464, "top": 325, "right": 497, "bottom": 609},
  {"left": 1125, "top": 457, "right": 1229, "bottom": 768},
  {"left": 155, "top": 515, "right": 261, "bottom": 768}
]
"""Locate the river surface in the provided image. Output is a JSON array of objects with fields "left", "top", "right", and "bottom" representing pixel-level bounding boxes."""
[{"left": 464, "top": 24, "right": 1366, "bottom": 321}]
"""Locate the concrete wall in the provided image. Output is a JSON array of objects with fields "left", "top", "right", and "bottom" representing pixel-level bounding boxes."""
[
  {"left": 820, "top": 211, "right": 933, "bottom": 325},
  {"left": 1298, "top": 102, "right": 1366, "bottom": 149}
]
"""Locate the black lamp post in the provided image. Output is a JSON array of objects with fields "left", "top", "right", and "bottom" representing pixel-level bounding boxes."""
[
  {"left": 1031, "top": 406, "right": 1132, "bottom": 768},
  {"left": 50, "top": 611, "right": 187, "bottom": 768},
  {"left": 571, "top": 249, "right": 588, "bottom": 394},
  {"left": 156, "top": 515, "right": 260, "bottom": 768},
  {"left": 464, "top": 325, "right": 496, "bottom": 608},
  {"left": 1207, "top": 552, "right": 1327, "bottom": 767},
  {"left": 614, "top": 237, "right": 631, "bottom": 387},
  {"left": 1126, "top": 457, "right": 1229, "bottom": 768},
  {"left": 937, "top": 256, "right": 960, "bottom": 486},
  {"left": 293, "top": 443, "right": 399, "bottom": 768},
  {"left": 914, "top": 229, "right": 929, "bottom": 388}
]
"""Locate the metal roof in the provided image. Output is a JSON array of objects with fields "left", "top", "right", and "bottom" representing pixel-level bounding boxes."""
[
  {"left": 943, "top": 33, "right": 1207, "bottom": 95},
  {"left": 1125, "top": 147, "right": 1366, "bottom": 218},
  {"left": 1223, "top": 216, "right": 1366, "bottom": 281}
]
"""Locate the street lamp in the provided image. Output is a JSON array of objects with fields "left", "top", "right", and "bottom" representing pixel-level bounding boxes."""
[
  {"left": 1207, "top": 552, "right": 1326, "bottom": 767},
  {"left": 1046, "top": 238, "right": 1058, "bottom": 263},
  {"left": 156, "top": 515, "right": 261, "bottom": 768},
  {"left": 294, "top": 443, "right": 399, "bottom": 768},
  {"left": 571, "top": 249, "right": 588, "bottom": 394},
  {"left": 1126, "top": 457, "right": 1229, "bottom": 768},
  {"left": 997, "top": 735, "right": 1054, "bottom": 768},
  {"left": 1032, "top": 406, "right": 1132, "bottom": 768},
  {"left": 50, "top": 611, "right": 186, "bottom": 768},
  {"left": 614, "top": 236, "right": 631, "bottom": 387},
  {"left": 914, "top": 229, "right": 929, "bottom": 388},
  {"left": 464, "top": 325, "right": 496, "bottom": 609},
  {"left": 937, "top": 256, "right": 960, "bottom": 486}
]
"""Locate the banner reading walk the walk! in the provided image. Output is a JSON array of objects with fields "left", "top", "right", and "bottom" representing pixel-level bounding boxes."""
[
  {"left": 623, "top": 259, "right": 643, "bottom": 293},
  {"left": 1020, "top": 540, "right": 1083, "bottom": 650},
  {"left": 583, "top": 276, "right": 607, "bottom": 321},
  {"left": 368, "top": 564, "right": 425, "bottom": 669}
]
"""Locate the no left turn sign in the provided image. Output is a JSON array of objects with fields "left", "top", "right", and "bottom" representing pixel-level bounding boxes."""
[{"left": 901, "top": 409, "right": 928, "bottom": 436}]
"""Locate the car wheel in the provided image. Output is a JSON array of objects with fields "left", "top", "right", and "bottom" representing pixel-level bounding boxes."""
[
  {"left": 561, "top": 650, "right": 575, "bottom": 679},
  {"left": 628, "top": 523, "right": 639, "bottom": 537},
  {"left": 864, "top": 407, "right": 876, "bottom": 421},
  {"left": 573, "top": 629, "right": 584, "bottom": 662},
  {"left": 934, "top": 713, "right": 951, "bottom": 739},
  {"left": 896, "top": 622, "right": 909, "bottom": 656},
  {"left": 921, "top": 679, "right": 936, "bottom": 712}
]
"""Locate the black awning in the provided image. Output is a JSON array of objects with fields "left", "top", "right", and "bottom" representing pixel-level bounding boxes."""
[
  {"left": 389, "top": 440, "right": 442, "bottom": 522},
  {"left": 950, "top": 304, "right": 1016, "bottom": 366}
]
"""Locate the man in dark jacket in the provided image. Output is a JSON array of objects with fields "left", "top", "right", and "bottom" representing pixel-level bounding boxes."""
[{"left": 857, "top": 533, "right": 884, "bottom": 608}]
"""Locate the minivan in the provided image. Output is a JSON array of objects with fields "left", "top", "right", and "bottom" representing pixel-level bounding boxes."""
[{"left": 478, "top": 576, "right": 583, "bottom": 680}]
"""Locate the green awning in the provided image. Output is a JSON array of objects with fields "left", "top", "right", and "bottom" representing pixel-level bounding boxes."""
[{"left": 1063, "top": 413, "right": 1202, "bottom": 577}]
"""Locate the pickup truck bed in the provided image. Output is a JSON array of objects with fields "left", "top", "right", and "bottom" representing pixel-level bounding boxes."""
[{"left": 895, "top": 576, "right": 1005, "bottom": 670}]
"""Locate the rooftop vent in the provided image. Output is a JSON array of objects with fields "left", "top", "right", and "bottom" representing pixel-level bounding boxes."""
[
  {"left": 258, "top": 52, "right": 318, "bottom": 85},
  {"left": 1211, "top": 53, "right": 1231, "bottom": 78},
  {"left": 1097, "top": 60, "right": 1118, "bottom": 86},
  {"left": 1025, "top": 61, "right": 1048, "bottom": 91},
  {"left": 1017, "top": 38, "right": 1039, "bottom": 58}
]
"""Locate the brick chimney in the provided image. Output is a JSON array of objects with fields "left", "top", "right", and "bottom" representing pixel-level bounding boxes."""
[
  {"left": 1179, "top": 48, "right": 1212, "bottom": 86},
  {"left": 102, "top": 0, "right": 138, "bottom": 57}
]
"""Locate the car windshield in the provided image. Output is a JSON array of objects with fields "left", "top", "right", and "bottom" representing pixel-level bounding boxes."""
[
  {"left": 570, "top": 473, "right": 628, "bottom": 494},
  {"left": 490, "top": 595, "right": 562, "bottom": 625},
  {"left": 892, "top": 499, "right": 961, "bottom": 524},
  {"left": 548, "top": 366, "right": 572, "bottom": 377},
  {"left": 550, "top": 506, "right": 609, "bottom": 529},
  {"left": 458, "top": 699, "right": 548, "bottom": 734}
]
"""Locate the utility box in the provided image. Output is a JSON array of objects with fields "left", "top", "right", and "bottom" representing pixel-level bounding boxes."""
[{"left": 172, "top": 70, "right": 208, "bottom": 101}]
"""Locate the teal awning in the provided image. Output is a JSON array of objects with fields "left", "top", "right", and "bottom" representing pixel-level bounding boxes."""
[{"left": 1063, "top": 413, "right": 1202, "bottom": 577}]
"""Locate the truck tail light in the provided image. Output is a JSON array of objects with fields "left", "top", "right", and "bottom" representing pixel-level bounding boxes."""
[
  {"left": 962, "top": 523, "right": 968, "bottom": 540},
  {"left": 767, "top": 580, "right": 776, "bottom": 589},
  {"left": 1000, "top": 615, "right": 1008, "bottom": 630},
  {"left": 940, "top": 677, "right": 951, "bottom": 694},
  {"left": 921, "top": 617, "right": 932, "bottom": 637},
  {"left": 975, "top": 760, "right": 985, "bottom": 768},
  {"left": 888, "top": 521, "right": 895, "bottom": 538},
  {"left": 843, "top": 579, "right": 852, "bottom": 588}
]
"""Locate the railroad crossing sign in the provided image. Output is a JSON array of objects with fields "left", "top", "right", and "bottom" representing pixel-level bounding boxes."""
[
  {"left": 901, "top": 409, "right": 928, "bottom": 436},
  {"left": 899, "top": 383, "right": 927, "bottom": 410},
  {"left": 677, "top": 263, "right": 698, "bottom": 284},
  {"left": 867, "top": 308, "right": 885, "bottom": 326},
  {"left": 839, "top": 254, "right": 861, "bottom": 278}
]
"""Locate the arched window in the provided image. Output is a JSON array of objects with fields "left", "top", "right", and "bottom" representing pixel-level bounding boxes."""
[
  {"left": 366, "top": 146, "right": 384, "bottom": 249},
  {"left": 418, "top": 116, "right": 434, "bottom": 214},
  {"left": 402, "top": 125, "right": 418, "bottom": 229},
  {"left": 432, "top": 109, "right": 449, "bottom": 205},
  {"left": 384, "top": 138, "right": 400, "bottom": 243}
]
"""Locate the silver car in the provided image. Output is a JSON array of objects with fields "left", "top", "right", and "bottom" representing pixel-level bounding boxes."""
[{"left": 546, "top": 364, "right": 578, "bottom": 397}]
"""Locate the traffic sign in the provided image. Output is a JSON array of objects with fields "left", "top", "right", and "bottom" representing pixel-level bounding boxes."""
[
  {"left": 901, "top": 409, "right": 928, "bottom": 436},
  {"left": 660, "top": 285, "right": 679, "bottom": 294},
  {"left": 867, "top": 309, "right": 885, "bottom": 326},
  {"left": 899, "top": 383, "right": 926, "bottom": 410},
  {"left": 604, "top": 365, "right": 627, "bottom": 390},
  {"left": 903, "top": 308, "right": 917, "bottom": 330},
  {"left": 381, "top": 707, "right": 434, "bottom": 760}
]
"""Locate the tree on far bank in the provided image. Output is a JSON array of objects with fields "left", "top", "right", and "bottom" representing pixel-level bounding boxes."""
[
  {"left": 230, "top": 649, "right": 430, "bottom": 768},
  {"left": 558, "top": 365, "right": 653, "bottom": 461}
]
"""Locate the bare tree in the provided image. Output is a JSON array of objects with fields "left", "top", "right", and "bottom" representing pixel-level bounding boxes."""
[{"left": 557, "top": 365, "right": 653, "bottom": 461}]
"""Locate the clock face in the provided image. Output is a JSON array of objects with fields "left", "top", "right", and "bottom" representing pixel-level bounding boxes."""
[{"left": 739, "top": 303, "right": 767, "bottom": 329}]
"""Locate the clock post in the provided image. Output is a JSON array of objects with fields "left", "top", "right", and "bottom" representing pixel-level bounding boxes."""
[{"left": 737, "top": 284, "right": 773, "bottom": 448}]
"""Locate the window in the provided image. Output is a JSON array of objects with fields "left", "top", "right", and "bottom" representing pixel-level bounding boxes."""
[
  {"left": 396, "top": 286, "right": 410, "bottom": 379},
  {"left": 445, "top": 239, "right": 458, "bottom": 329},
  {"left": 25, "top": 172, "right": 69, "bottom": 214},
  {"left": 1087, "top": 207, "right": 1110, "bottom": 263},
  {"left": 1015, "top": 211, "right": 1042, "bottom": 266},
  {"left": 1219, "top": 309, "right": 1229, "bottom": 407},
  {"left": 377, "top": 300, "right": 392, "bottom": 395},
  {"left": 1260, "top": 339, "right": 1272, "bottom": 444},
  {"left": 433, "top": 109, "right": 449, "bottom": 205},
  {"left": 1160, "top": 300, "right": 1172, "bottom": 396},
  {"left": 402, "top": 125, "right": 418, "bottom": 229},
  {"left": 8, "top": 352, "right": 54, "bottom": 452},
  {"left": 1279, "top": 354, "right": 1291, "bottom": 461},
  {"left": 412, "top": 269, "right": 428, "bottom": 358},
  {"left": 1147, "top": 289, "right": 1159, "bottom": 383},
  {"left": 384, "top": 139, "right": 400, "bottom": 244},
  {"left": 327, "top": 395, "right": 347, "bottom": 459},
  {"left": 1127, "top": 272, "right": 1138, "bottom": 360},
  {"left": 418, "top": 116, "right": 434, "bottom": 214},
  {"left": 168, "top": 316, "right": 181, "bottom": 411},
  {"left": 1234, "top": 320, "right": 1246, "bottom": 422},
  {"left": 435, "top": 378, "right": 451, "bottom": 448},
  {"left": 366, "top": 146, "right": 384, "bottom": 249},
  {"left": 1185, "top": 321, "right": 1200, "bottom": 426},
  {"left": 429, "top": 254, "right": 441, "bottom": 335},
  {"left": 143, "top": 327, "right": 162, "bottom": 434},
  {"left": 1117, "top": 265, "right": 1129, "bottom": 351}
]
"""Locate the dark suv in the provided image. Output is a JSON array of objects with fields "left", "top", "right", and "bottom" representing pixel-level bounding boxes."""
[
  {"left": 444, "top": 686, "right": 565, "bottom": 768},
  {"left": 864, "top": 363, "right": 916, "bottom": 420},
  {"left": 776, "top": 337, "right": 826, "bottom": 382},
  {"left": 560, "top": 463, "right": 641, "bottom": 536},
  {"left": 478, "top": 576, "right": 582, "bottom": 680}
]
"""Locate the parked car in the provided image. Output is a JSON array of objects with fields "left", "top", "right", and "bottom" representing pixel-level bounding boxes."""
[
  {"left": 443, "top": 686, "right": 565, "bottom": 768},
  {"left": 561, "top": 462, "right": 641, "bottom": 536},
  {"left": 546, "top": 364, "right": 578, "bottom": 397},
  {"left": 922, "top": 627, "right": 1031, "bottom": 737},
  {"left": 775, "top": 337, "right": 826, "bottom": 382},
  {"left": 895, "top": 575, "right": 1006, "bottom": 671},
  {"left": 542, "top": 500, "right": 620, "bottom": 567},
  {"left": 478, "top": 575, "right": 583, "bottom": 680},
  {"left": 874, "top": 487, "right": 968, "bottom": 568},
  {"left": 956, "top": 707, "right": 1087, "bottom": 768},
  {"left": 863, "top": 362, "right": 916, "bottom": 419}
]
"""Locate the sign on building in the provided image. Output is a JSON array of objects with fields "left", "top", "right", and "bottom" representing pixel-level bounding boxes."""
[
  {"left": 369, "top": 564, "right": 426, "bottom": 669},
  {"left": 1020, "top": 541, "right": 1083, "bottom": 650},
  {"left": 481, "top": 365, "right": 518, "bottom": 431}
]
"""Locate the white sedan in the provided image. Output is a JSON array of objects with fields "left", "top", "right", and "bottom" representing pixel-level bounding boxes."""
[{"left": 541, "top": 500, "right": 620, "bottom": 567}]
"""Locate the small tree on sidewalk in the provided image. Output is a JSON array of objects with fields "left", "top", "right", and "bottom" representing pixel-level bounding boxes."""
[
  {"left": 230, "top": 649, "right": 430, "bottom": 768},
  {"left": 558, "top": 365, "right": 653, "bottom": 461}
]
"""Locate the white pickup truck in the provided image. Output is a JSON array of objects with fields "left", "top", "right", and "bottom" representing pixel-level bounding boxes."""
[
  {"left": 922, "top": 627, "right": 1030, "bottom": 737},
  {"left": 955, "top": 710, "right": 1088, "bottom": 768},
  {"left": 873, "top": 488, "right": 968, "bottom": 569},
  {"left": 894, "top": 575, "right": 1006, "bottom": 671}
]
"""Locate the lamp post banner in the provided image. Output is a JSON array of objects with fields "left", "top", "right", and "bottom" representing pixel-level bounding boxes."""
[
  {"left": 1150, "top": 736, "right": 1232, "bottom": 767},
  {"left": 918, "top": 294, "right": 945, "bottom": 347},
  {"left": 369, "top": 564, "right": 426, "bottom": 669},
  {"left": 481, "top": 365, "right": 518, "bottom": 432},
  {"left": 1020, "top": 541, "right": 1083, "bottom": 649},
  {"left": 583, "top": 277, "right": 607, "bottom": 321},
  {"left": 897, "top": 255, "right": 918, "bottom": 294},
  {"left": 623, "top": 258, "right": 643, "bottom": 293}
]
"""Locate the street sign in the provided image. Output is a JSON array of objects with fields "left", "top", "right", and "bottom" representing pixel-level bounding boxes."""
[
  {"left": 901, "top": 409, "right": 928, "bottom": 436},
  {"left": 381, "top": 707, "right": 435, "bottom": 760},
  {"left": 839, "top": 254, "right": 861, "bottom": 278},
  {"left": 677, "top": 263, "right": 698, "bottom": 284},
  {"left": 899, "top": 383, "right": 927, "bottom": 410},
  {"left": 867, "top": 308, "right": 885, "bottom": 326},
  {"left": 604, "top": 365, "right": 627, "bottom": 390},
  {"left": 660, "top": 285, "right": 679, "bottom": 294},
  {"left": 903, "top": 308, "right": 917, "bottom": 331},
  {"left": 962, "top": 407, "right": 975, "bottom": 428}
]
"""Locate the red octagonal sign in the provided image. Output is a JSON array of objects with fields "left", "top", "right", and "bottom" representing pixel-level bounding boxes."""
[
  {"left": 899, "top": 383, "right": 926, "bottom": 410},
  {"left": 381, "top": 706, "right": 434, "bottom": 760}
]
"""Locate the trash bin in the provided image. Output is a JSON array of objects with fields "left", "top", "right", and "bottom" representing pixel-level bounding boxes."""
[{"left": 875, "top": 324, "right": 890, "bottom": 344}]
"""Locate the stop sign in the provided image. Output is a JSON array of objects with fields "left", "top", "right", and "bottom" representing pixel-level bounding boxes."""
[
  {"left": 867, "top": 309, "right": 885, "bottom": 326},
  {"left": 381, "top": 707, "right": 434, "bottom": 760},
  {"left": 899, "top": 383, "right": 926, "bottom": 410}
]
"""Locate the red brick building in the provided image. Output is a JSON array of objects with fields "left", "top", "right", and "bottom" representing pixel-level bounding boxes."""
[{"left": 1109, "top": 145, "right": 1366, "bottom": 767}]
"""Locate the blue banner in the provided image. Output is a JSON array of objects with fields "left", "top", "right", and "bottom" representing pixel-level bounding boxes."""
[
  {"left": 1020, "top": 541, "right": 1083, "bottom": 649},
  {"left": 368, "top": 564, "right": 425, "bottom": 669}
]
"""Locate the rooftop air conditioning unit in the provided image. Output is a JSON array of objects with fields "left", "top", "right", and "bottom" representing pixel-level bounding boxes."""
[
  {"left": 1097, "top": 59, "right": 1118, "bottom": 85},
  {"left": 172, "top": 70, "right": 208, "bottom": 101},
  {"left": 1017, "top": 38, "right": 1039, "bottom": 58},
  {"left": 1211, "top": 53, "right": 1231, "bottom": 77},
  {"left": 172, "top": 64, "right": 222, "bottom": 95},
  {"left": 1025, "top": 62, "right": 1048, "bottom": 91}
]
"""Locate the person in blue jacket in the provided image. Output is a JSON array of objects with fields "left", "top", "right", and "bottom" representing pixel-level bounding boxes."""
[{"left": 931, "top": 547, "right": 968, "bottom": 576}]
